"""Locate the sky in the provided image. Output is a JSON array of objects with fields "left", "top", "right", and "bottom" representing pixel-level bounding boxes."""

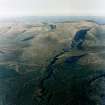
[{"left": 0, "top": 0, "right": 104, "bottom": 17}]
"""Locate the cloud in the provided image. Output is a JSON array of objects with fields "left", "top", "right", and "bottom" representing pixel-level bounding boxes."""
[{"left": 0, "top": 0, "right": 104, "bottom": 17}]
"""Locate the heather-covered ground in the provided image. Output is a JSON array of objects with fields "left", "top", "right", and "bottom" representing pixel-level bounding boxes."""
[{"left": 0, "top": 17, "right": 105, "bottom": 105}]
